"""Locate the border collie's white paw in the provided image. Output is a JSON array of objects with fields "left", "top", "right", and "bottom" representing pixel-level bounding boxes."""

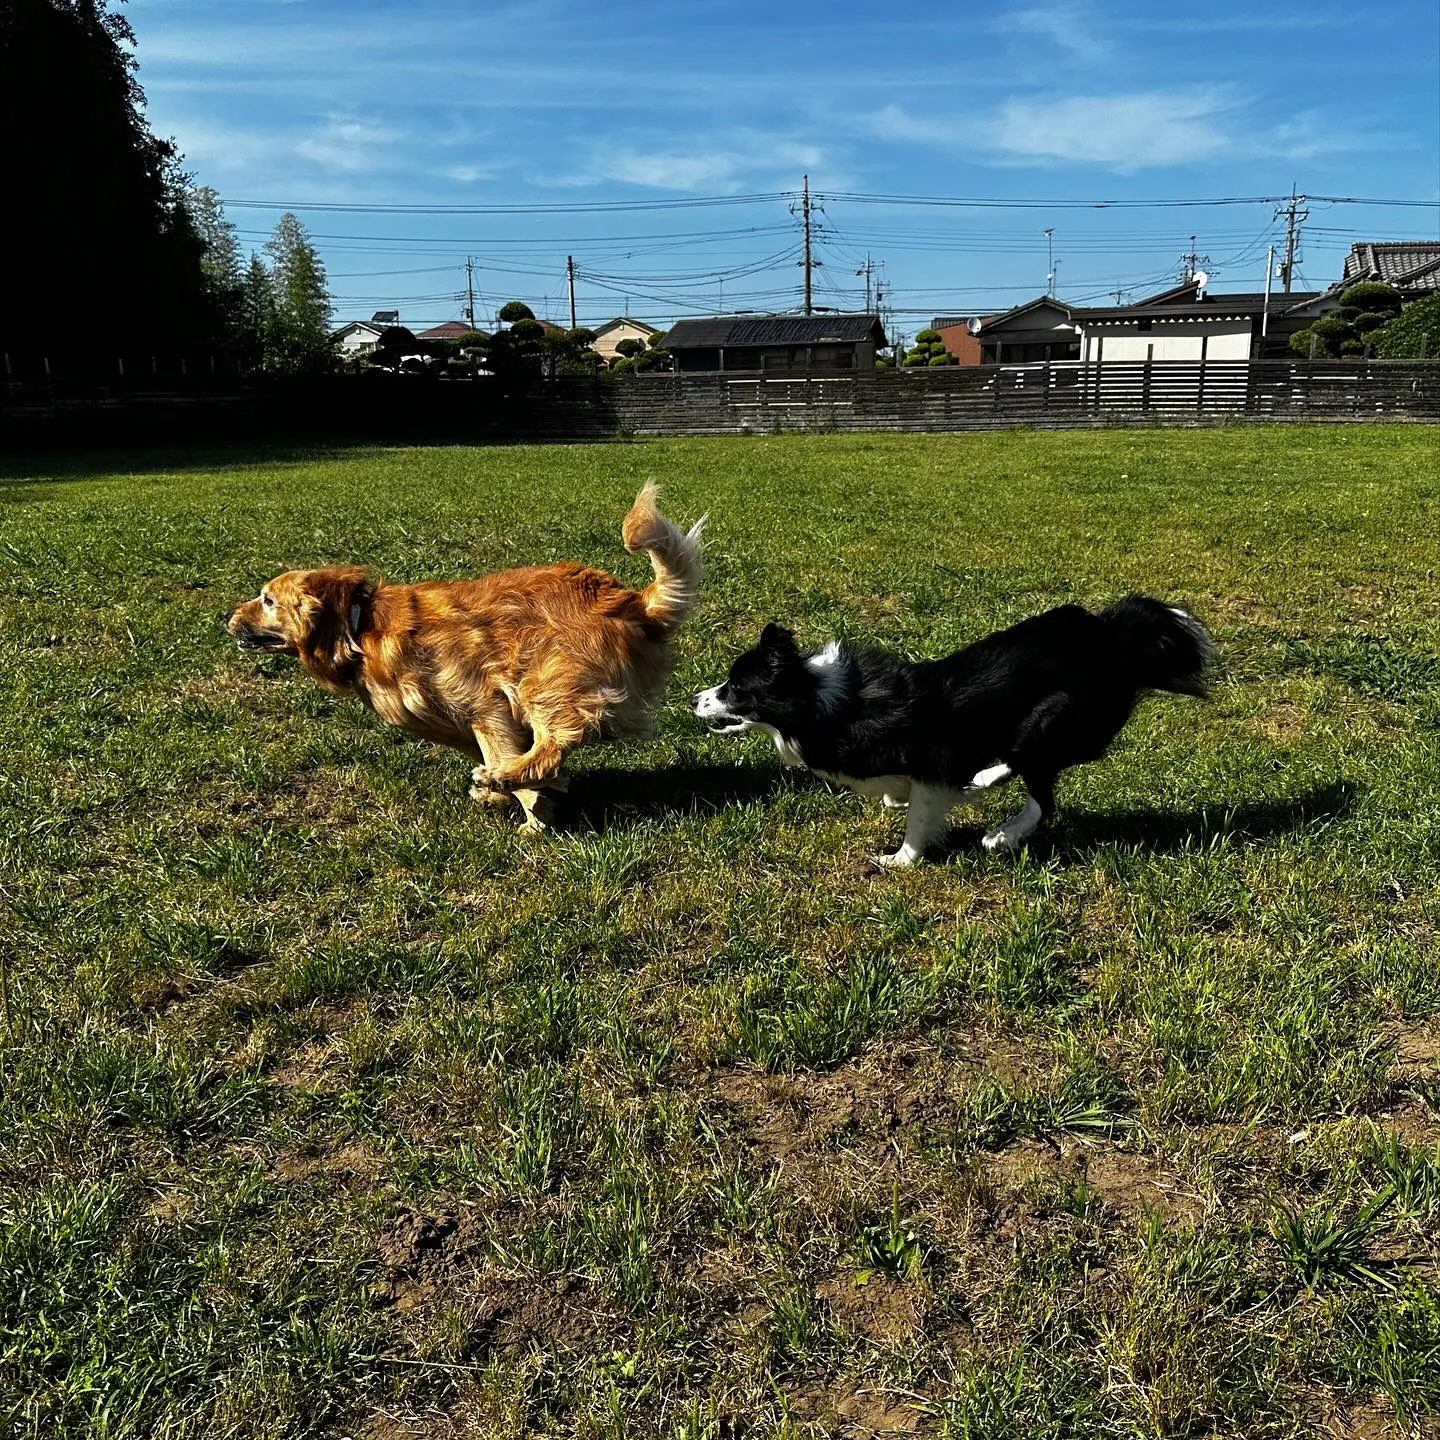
[
  {"left": 981, "top": 827, "right": 1023, "bottom": 853},
  {"left": 881, "top": 794, "right": 909, "bottom": 809},
  {"left": 970, "top": 763, "right": 1013, "bottom": 790},
  {"left": 870, "top": 846, "right": 922, "bottom": 868}
]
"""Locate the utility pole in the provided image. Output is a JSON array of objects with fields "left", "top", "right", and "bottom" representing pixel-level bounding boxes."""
[
  {"left": 464, "top": 256, "right": 476, "bottom": 329},
  {"left": 566, "top": 255, "right": 576, "bottom": 330},
  {"left": 1180, "top": 235, "right": 1212, "bottom": 285},
  {"left": 794, "top": 174, "right": 819, "bottom": 315},
  {"left": 856, "top": 254, "right": 875, "bottom": 311},
  {"left": 1261, "top": 243, "right": 1276, "bottom": 343},
  {"left": 1275, "top": 185, "right": 1308, "bottom": 294},
  {"left": 1044, "top": 228, "right": 1055, "bottom": 296}
]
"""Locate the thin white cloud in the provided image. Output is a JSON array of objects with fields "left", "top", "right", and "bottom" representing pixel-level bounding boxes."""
[
  {"left": 984, "top": 89, "right": 1234, "bottom": 168},
  {"left": 1000, "top": 4, "right": 1108, "bottom": 61},
  {"left": 869, "top": 87, "right": 1369, "bottom": 172},
  {"left": 553, "top": 136, "right": 828, "bottom": 193},
  {"left": 294, "top": 114, "right": 401, "bottom": 173}
]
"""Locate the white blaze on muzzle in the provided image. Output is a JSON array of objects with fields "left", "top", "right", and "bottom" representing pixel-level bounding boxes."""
[{"left": 691, "top": 684, "right": 751, "bottom": 735}]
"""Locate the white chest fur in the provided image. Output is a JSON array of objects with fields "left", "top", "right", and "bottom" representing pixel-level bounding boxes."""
[{"left": 757, "top": 724, "right": 806, "bottom": 767}]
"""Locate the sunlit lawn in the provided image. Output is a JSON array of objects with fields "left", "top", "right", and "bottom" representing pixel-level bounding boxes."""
[{"left": 2, "top": 426, "right": 1438, "bottom": 1438}]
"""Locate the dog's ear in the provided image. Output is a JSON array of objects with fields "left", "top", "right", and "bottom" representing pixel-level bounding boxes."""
[
  {"left": 759, "top": 622, "right": 797, "bottom": 653},
  {"left": 297, "top": 567, "right": 375, "bottom": 679}
]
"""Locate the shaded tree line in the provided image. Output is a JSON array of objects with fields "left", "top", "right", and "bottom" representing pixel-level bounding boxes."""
[{"left": 0, "top": 0, "right": 333, "bottom": 370}]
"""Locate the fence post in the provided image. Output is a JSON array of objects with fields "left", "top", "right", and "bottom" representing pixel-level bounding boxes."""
[
  {"left": 1042, "top": 358, "right": 1051, "bottom": 412},
  {"left": 1196, "top": 336, "right": 1208, "bottom": 414}
]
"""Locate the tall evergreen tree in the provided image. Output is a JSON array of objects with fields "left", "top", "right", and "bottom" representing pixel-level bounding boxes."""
[
  {"left": 236, "top": 254, "right": 272, "bottom": 370},
  {"left": 263, "top": 214, "right": 335, "bottom": 372},
  {"left": 0, "top": 0, "right": 216, "bottom": 363},
  {"left": 185, "top": 186, "right": 241, "bottom": 296}
]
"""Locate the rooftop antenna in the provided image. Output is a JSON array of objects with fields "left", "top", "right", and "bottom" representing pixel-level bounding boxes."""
[
  {"left": 1044, "top": 228, "right": 1055, "bottom": 295},
  {"left": 1180, "top": 235, "right": 1212, "bottom": 285}
]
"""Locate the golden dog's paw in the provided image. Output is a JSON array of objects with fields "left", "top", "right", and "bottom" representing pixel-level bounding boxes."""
[
  {"left": 469, "top": 782, "right": 516, "bottom": 808},
  {"left": 517, "top": 813, "right": 550, "bottom": 835},
  {"left": 469, "top": 764, "right": 512, "bottom": 793}
]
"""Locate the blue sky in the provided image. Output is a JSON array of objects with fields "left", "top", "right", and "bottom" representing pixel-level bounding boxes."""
[{"left": 129, "top": 0, "right": 1440, "bottom": 333}]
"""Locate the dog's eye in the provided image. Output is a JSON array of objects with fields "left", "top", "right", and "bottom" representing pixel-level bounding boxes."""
[{"left": 262, "top": 594, "right": 276, "bottom": 610}]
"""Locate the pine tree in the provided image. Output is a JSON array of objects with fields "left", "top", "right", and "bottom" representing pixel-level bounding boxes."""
[
  {"left": 236, "top": 254, "right": 272, "bottom": 370},
  {"left": 263, "top": 213, "right": 334, "bottom": 372},
  {"left": 186, "top": 186, "right": 241, "bottom": 295}
]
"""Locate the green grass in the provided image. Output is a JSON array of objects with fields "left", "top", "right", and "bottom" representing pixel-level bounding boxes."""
[{"left": 2, "top": 427, "right": 1439, "bottom": 1438}]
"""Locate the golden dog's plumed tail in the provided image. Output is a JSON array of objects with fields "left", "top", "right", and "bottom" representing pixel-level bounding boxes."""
[{"left": 622, "top": 483, "right": 705, "bottom": 632}]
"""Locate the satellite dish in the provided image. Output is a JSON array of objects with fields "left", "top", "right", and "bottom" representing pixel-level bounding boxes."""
[
  {"left": 1192, "top": 270, "right": 1210, "bottom": 294},
  {"left": 967, "top": 316, "right": 983, "bottom": 335}
]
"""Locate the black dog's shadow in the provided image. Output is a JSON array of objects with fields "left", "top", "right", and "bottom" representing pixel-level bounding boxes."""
[
  {"left": 562, "top": 760, "right": 794, "bottom": 831},
  {"left": 555, "top": 762, "right": 1356, "bottom": 859},
  {"left": 980, "top": 779, "right": 1359, "bottom": 863}
]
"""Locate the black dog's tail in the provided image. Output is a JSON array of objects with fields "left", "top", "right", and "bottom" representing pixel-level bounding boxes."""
[{"left": 1099, "top": 594, "right": 1215, "bottom": 698}]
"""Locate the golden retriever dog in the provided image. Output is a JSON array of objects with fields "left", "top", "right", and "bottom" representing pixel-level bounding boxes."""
[{"left": 226, "top": 485, "right": 704, "bottom": 831}]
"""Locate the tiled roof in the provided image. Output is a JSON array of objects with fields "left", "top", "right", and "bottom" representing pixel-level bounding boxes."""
[
  {"left": 663, "top": 313, "right": 884, "bottom": 349},
  {"left": 418, "top": 321, "right": 487, "bottom": 340},
  {"left": 1074, "top": 291, "right": 1323, "bottom": 322},
  {"left": 974, "top": 297, "right": 1077, "bottom": 333},
  {"left": 1342, "top": 242, "right": 1440, "bottom": 290}
]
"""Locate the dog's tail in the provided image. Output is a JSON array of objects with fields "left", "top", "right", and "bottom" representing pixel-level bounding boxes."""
[
  {"left": 1098, "top": 594, "right": 1215, "bottom": 698},
  {"left": 623, "top": 483, "right": 706, "bottom": 632}
]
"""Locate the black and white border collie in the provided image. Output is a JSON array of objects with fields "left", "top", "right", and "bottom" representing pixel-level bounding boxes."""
[{"left": 691, "top": 596, "right": 1214, "bottom": 867}]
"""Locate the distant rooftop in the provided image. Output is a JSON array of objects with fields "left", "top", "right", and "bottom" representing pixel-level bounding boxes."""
[
  {"left": 1342, "top": 242, "right": 1440, "bottom": 291},
  {"left": 663, "top": 313, "right": 884, "bottom": 349}
]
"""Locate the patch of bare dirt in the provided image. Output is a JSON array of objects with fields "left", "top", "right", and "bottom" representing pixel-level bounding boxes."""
[
  {"left": 1313, "top": 1396, "right": 1434, "bottom": 1439},
  {"left": 711, "top": 1031, "right": 1048, "bottom": 1164},
  {"left": 374, "top": 1207, "right": 608, "bottom": 1354},
  {"left": 1083, "top": 1146, "right": 1205, "bottom": 1225},
  {"left": 786, "top": 1378, "right": 939, "bottom": 1437},
  {"left": 1248, "top": 697, "right": 1308, "bottom": 742},
  {"left": 267, "top": 999, "right": 367, "bottom": 1087},
  {"left": 1387, "top": 1023, "right": 1440, "bottom": 1075},
  {"left": 1371, "top": 1101, "right": 1440, "bottom": 1149},
  {"left": 271, "top": 1140, "right": 386, "bottom": 1188},
  {"left": 816, "top": 1273, "right": 927, "bottom": 1342},
  {"left": 713, "top": 1046, "right": 945, "bottom": 1160}
]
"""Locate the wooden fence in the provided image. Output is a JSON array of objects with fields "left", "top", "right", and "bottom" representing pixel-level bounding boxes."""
[
  {"left": 601, "top": 360, "right": 1440, "bottom": 436},
  {"left": 4, "top": 359, "right": 1440, "bottom": 447}
]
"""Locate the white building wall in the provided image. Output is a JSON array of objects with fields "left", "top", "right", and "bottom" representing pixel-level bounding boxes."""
[{"left": 1082, "top": 318, "right": 1253, "bottom": 362}]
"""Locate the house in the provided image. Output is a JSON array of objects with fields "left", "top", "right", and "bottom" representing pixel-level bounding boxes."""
[
  {"left": 590, "top": 317, "right": 661, "bottom": 364},
  {"left": 333, "top": 320, "right": 385, "bottom": 357},
  {"left": 1072, "top": 282, "right": 1324, "bottom": 361},
  {"left": 1341, "top": 242, "right": 1440, "bottom": 293},
  {"left": 931, "top": 316, "right": 992, "bottom": 365},
  {"left": 660, "top": 313, "right": 887, "bottom": 373},
  {"left": 417, "top": 321, "right": 487, "bottom": 343},
  {"left": 969, "top": 298, "right": 1082, "bottom": 364}
]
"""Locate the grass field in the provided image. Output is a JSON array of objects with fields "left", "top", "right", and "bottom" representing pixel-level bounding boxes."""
[{"left": 2, "top": 427, "right": 1439, "bottom": 1439}]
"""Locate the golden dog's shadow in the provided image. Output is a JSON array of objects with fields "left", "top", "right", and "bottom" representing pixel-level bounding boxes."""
[{"left": 562, "top": 760, "right": 791, "bottom": 832}]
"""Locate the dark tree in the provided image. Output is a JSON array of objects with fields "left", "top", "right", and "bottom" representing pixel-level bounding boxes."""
[
  {"left": 0, "top": 0, "right": 216, "bottom": 364},
  {"left": 1290, "top": 282, "right": 1403, "bottom": 358}
]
